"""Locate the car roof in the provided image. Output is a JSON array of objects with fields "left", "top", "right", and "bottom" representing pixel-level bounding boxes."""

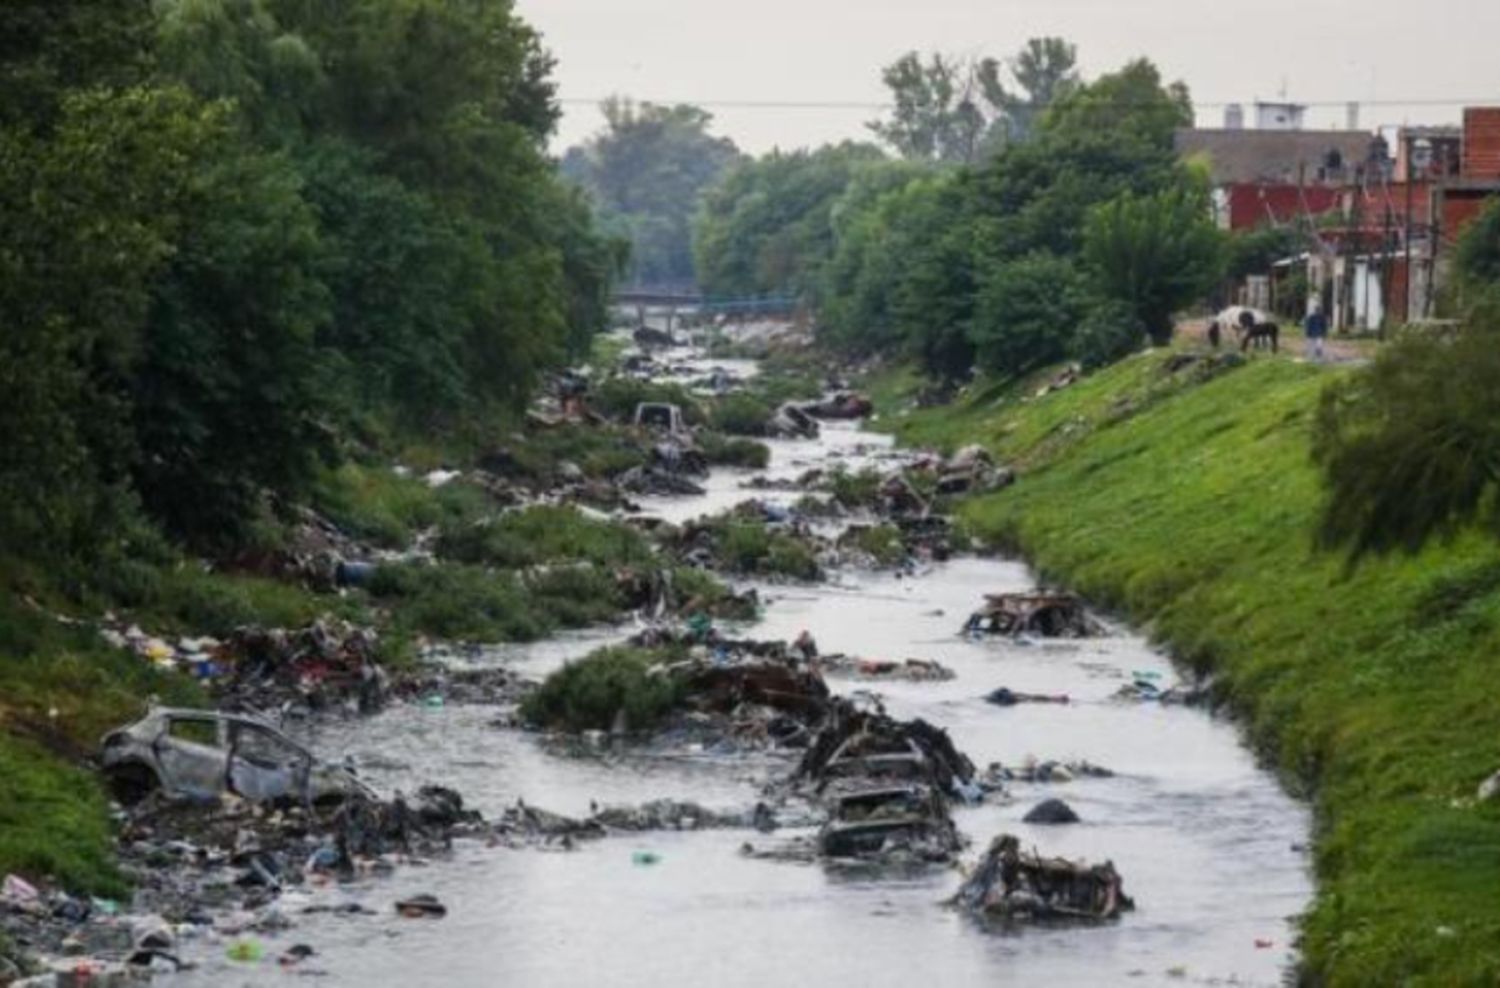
[{"left": 151, "top": 707, "right": 281, "bottom": 731}]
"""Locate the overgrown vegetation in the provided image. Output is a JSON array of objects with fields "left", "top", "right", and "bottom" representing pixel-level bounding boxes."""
[
  {"left": 698, "top": 518, "right": 822, "bottom": 581},
  {"left": 520, "top": 645, "right": 687, "bottom": 732},
  {"left": 694, "top": 50, "right": 1222, "bottom": 384},
  {"left": 1313, "top": 198, "right": 1500, "bottom": 560},
  {"left": 435, "top": 505, "right": 652, "bottom": 569}
]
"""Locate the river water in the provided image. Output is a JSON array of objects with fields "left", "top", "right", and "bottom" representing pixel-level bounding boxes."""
[{"left": 174, "top": 343, "right": 1311, "bottom": 987}]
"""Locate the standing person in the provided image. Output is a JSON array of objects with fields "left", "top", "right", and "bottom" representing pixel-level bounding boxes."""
[{"left": 1304, "top": 304, "right": 1328, "bottom": 362}]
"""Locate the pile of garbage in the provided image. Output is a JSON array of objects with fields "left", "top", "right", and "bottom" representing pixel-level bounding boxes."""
[
  {"left": 812, "top": 655, "right": 955, "bottom": 682},
  {"left": 979, "top": 759, "right": 1113, "bottom": 785},
  {"left": 802, "top": 392, "right": 873, "bottom": 420},
  {"left": 963, "top": 592, "right": 1103, "bottom": 638},
  {"left": 1, "top": 781, "right": 482, "bottom": 984},
  {"left": 216, "top": 620, "right": 388, "bottom": 715},
  {"left": 932, "top": 444, "right": 1015, "bottom": 497},
  {"left": 953, "top": 834, "right": 1132, "bottom": 923}
]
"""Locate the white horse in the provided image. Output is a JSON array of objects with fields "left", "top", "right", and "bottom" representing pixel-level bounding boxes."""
[{"left": 1209, "top": 306, "right": 1273, "bottom": 347}]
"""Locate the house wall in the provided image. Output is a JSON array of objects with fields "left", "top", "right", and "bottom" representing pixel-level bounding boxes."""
[{"left": 1462, "top": 108, "right": 1500, "bottom": 179}]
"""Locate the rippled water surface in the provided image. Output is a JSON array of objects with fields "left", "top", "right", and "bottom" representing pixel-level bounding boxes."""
[{"left": 174, "top": 341, "right": 1311, "bottom": 987}]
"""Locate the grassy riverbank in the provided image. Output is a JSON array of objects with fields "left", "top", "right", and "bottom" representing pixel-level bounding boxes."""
[{"left": 872, "top": 349, "right": 1500, "bottom": 984}]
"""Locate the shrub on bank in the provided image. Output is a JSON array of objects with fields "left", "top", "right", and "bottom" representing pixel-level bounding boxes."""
[
  {"left": 435, "top": 504, "right": 652, "bottom": 569},
  {"left": 520, "top": 645, "right": 686, "bottom": 732},
  {"left": 697, "top": 433, "right": 771, "bottom": 469},
  {"left": 709, "top": 394, "right": 773, "bottom": 436}
]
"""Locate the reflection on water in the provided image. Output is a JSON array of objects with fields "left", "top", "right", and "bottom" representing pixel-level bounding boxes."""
[{"left": 173, "top": 352, "right": 1311, "bottom": 988}]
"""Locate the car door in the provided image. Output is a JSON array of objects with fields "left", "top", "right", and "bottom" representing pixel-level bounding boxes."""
[
  {"left": 227, "top": 722, "right": 311, "bottom": 803},
  {"left": 155, "top": 716, "right": 230, "bottom": 798}
]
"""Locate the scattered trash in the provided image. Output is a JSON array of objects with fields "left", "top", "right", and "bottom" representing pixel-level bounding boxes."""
[
  {"left": 631, "top": 851, "right": 662, "bottom": 866},
  {"left": 984, "top": 688, "right": 1070, "bottom": 707},
  {"left": 2, "top": 874, "right": 40, "bottom": 910},
  {"left": 804, "top": 392, "right": 873, "bottom": 420},
  {"left": 395, "top": 895, "right": 447, "bottom": 919},
  {"left": 279, "top": 944, "right": 316, "bottom": 966},
  {"left": 226, "top": 939, "right": 265, "bottom": 963}
]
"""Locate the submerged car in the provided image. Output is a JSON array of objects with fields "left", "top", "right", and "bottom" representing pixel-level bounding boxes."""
[
  {"left": 819, "top": 783, "right": 961, "bottom": 860},
  {"left": 100, "top": 708, "right": 375, "bottom": 807}
]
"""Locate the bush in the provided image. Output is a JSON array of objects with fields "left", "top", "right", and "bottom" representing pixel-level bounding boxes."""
[
  {"left": 715, "top": 520, "right": 822, "bottom": 580},
  {"left": 697, "top": 433, "right": 771, "bottom": 469},
  {"left": 369, "top": 563, "right": 546, "bottom": 641},
  {"left": 842, "top": 524, "right": 908, "bottom": 566},
  {"left": 669, "top": 566, "right": 759, "bottom": 621},
  {"left": 435, "top": 505, "right": 651, "bottom": 569},
  {"left": 1072, "top": 300, "right": 1146, "bottom": 369},
  {"left": 710, "top": 393, "right": 773, "bottom": 435},
  {"left": 592, "top": 378, "right": 704, "bottom": 425},
  {"left": 970, "top": 252, "right": 1098, "bottom": 377},
  {"left": 519, "top": 645, "right": 685, "bottom": 732}
]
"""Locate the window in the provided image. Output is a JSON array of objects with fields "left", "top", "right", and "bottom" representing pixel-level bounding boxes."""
[{"left": 167, "top": 718, "right": 221, "bottom": 748}]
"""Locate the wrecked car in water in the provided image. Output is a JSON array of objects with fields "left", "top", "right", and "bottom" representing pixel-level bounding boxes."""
[
  {"left": 954, "top": 834, "right": 1133, "bottom": 922},
  {"left": 819, "top": 783, "right": 962, "bottom": 861},
  {"left": 962, "top": 592, "right": 1103, "bottom": 638},
  {"left": 798, "top": 702, "right": 978, "bottom": 798},
  {"left": 101, "top": 708, "right": 375, "bottom": 807}
]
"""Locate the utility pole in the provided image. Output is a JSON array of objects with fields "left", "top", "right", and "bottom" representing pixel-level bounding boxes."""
[{"left": 1403, "top": 131, "right": 1414, "bottom": 324}]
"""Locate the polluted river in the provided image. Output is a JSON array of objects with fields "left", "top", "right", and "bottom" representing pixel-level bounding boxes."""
[{"left": 170, "top": 335, "right": 1311, "bottom": 987}]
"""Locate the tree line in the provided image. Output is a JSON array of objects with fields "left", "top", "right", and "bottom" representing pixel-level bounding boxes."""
[
  {"left": 690, "top": 45, "right": 1223, "bottom": 381},
  {"left": 1, "top": 0, "right": 623, "bottom": 568}
]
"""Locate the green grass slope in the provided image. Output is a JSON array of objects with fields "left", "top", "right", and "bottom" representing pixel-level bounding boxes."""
[{"left": 876, "top": 351, "right": 1500, "bottom": 984}]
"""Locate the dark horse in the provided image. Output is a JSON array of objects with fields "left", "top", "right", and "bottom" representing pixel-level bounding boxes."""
[{"left": 1236, "top": 309, "right": 1279, "bottom": 353}]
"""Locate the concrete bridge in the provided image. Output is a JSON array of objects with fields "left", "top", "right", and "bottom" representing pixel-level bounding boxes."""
[{"left": 613, "top": 289, "right": 800, "bottom": 320}]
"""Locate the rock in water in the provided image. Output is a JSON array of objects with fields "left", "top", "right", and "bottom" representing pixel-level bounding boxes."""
[{"left": 1022, "top": 798, "right": 1080, "bottom": 824}]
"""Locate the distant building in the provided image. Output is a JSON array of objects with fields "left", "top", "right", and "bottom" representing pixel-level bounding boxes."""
[
  {"left": 1175, "top": 128, "right": 1381, "bottom": 192},
  {"left": 1253, "top": 100, "right": 1306, "bottom": 131}
]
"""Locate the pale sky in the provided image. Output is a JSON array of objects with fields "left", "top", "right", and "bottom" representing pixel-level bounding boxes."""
[{"left": 517, "top": 0, "right": 1500, "bottom": 155}]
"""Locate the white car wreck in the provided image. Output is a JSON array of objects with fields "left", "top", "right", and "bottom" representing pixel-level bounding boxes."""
[{"left": 100, "top": 708, "right": 375, "bottom": 806}]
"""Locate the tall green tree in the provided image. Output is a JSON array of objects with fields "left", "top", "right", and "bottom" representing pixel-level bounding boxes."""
[
  {"left": 1083, "top": 181, "right": 1224, "bottom": 344},
  {"left": 561, "top": 99, "right": 740, "bottom": 288},
  {"left": 869, "top": 40, "right": 1079, "bottom": 163},
  {"left": 693, "top": 142, "right": 886, "bottom": 298}
]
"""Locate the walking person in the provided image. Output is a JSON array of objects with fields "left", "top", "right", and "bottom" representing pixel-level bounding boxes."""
[{"left": 1304, "top": 304, "right": 1328, "bottom": 362}]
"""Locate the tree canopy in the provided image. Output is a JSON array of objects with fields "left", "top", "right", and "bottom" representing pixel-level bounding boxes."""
[
  {"left": 0, "top": 0, "right": 621, "bottom": 556},
  {"left": 867, "top": 39, "right": 1080, "bottom": 163},
  {"left": 562, "top": 99, "right": 740, "bottom": 289}
]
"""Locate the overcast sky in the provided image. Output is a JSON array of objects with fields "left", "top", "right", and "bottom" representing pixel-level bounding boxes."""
[{"left": 516, "top": 0, "right": 1500, "bottom": 154}]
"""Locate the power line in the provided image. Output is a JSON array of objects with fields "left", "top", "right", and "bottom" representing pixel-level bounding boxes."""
[{"left": 557, "top": 96, "right": 1497, "bottom": 112}]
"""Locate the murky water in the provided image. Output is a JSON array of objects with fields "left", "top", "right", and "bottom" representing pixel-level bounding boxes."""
[{"left": 173, "top": 341, "right": 1311, "bottom": 987}]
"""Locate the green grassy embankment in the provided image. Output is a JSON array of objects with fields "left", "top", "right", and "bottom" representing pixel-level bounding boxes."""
[{"left": 871, "top": 349, "right": 1500, "bottom": 984}]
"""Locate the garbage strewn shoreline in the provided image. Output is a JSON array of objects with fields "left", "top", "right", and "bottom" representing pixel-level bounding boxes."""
[{"left": 0, "top": 320, "right": 1309, "bottom": 987}]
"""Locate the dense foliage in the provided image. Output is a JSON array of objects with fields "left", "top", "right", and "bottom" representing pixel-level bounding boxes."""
[
  {"left": 0, "top": 0, "right": 620, "bottom": 561},
  {"left": 1312, "top": 198, "right": 1500, "bottom": 561},
  {"left": 812, "top": 54, "right": 1212, "bottom": 380},
  {"left": 867, "top": 39, "right": 1079, "bottom": 162},
  {"left": 693, "top": 142, "right": 887, "bottom": 299},
  {"left": 561, "top": 99, "right": 739, "bottom": 289}
]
